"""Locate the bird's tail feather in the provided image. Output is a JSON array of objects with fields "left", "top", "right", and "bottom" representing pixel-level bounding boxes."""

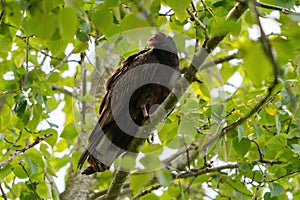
[{"left": 78, "top": 149, "right": 89, "bottom": 170}]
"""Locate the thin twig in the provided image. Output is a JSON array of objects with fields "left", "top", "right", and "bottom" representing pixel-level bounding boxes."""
[
  {"left": 132, "top": 184, "right": 161, "bottom": 200},
  {"left": 186, "top": 176, "right": 197, "bottom": 199},
  {"left": 250, "top": 139, "right": 282, "bottom": 165},
  {"left": 0, "top": 133, "right": 53, "bottom": 167},
  {"left": 4, "top": 131, "right": 22, "bottom": 156},
  {"left": 159, "top": 9, "right": 174, "bottom": 16},
  {"left": 187, "top": 8, "right": 209, "bottom": 40},
  {"left": 250, "top": 139, "right": 264, "bottom": 161},
  {"left": 0, "top": 183, "right": 7, "bottom": 200},
  {"left": 190, "top": 1, "right": 200, "bottom": 52},
  {"left": 20, "top": 163, "right": 38, "bottom": 199},
  {"left": 266, "top": 171, "right": 297, "bottom": 182},
  {"left": 51, "top": 85, "right": 81, "bottom": 101},
  {"left": 257, "top": 1, "right": 300, "bottom": 15},
  {"left": 0, "top": 0, "right": 5, "bottom": 22},
  {"left": 174, "top": 163, "right": 238, "bottom": 179},
  {"left": 201, "top": 53, "right": 238, "bottom": 69},
  {"left": 251, "top": 165, "right": 265, "bottom": 200},
  {"left": 80, "top": 52, "right": 87, "bottom": 124}
]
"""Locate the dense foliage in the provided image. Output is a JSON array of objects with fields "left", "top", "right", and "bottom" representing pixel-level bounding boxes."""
[{"left": 0, "top": 0, "right": 300, "bottom": 199}]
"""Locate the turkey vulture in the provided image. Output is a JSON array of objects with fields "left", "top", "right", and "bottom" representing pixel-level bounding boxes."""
[{"left": 78, "top": 32, "right": 180, "bottom": 175}]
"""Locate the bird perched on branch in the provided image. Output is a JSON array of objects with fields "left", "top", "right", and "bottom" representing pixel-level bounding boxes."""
[{"left": 78, "top": 32, "right": 180, "bottom": 175}]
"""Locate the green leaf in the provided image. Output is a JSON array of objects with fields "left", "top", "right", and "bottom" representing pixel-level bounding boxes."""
[
  {"left": 37, "top": 182, "right": 52, "bottom": 199},
  {"left": 292, "top": 144, "right": 300, "bottom": 155},
  {"left": 44, "top": 129, "right": 58, "bottom": 147},
  {"left": 157, "top": 170, "right": 172, "bottom": 186},
  {"left": 166, "top": 0, "right": 190, "bottom": 21},
  {"left": 226, "top": 178, "right": 253, "bottom": 196},
  {"left": 274, "top": 0, "right": 295, "bottom": 8},
  {"left": 0, "top": 164, "right": 13, "bottom": 179},
  {"left": 158, "top": 122, "right": 178, "bottom": 145},
  {"left": 270, "top": 182, "right": 285, "bottom": 197},
  {"left": 120, "top": 13, "right": 150, "bottom": 31},
  {"left": 13, "top": 94, "right": 27, "bottom": 118},
  {"left": 49, "top": 155, "right": 70, "bottom": 170},
  {"left": 13, "top": 164, "right": 28, "bottom": 179},
  {"left": 139, "top": 154, "right": 161, "bottom": 171},
  {"left": 140, "top": 193, "right": 159, "bottom": 200},
  {"left": 233, "top": 137, "right": 251, "bottom": 157},
  {"left": 60, "top": 122, "right": 78, "bottom": 140},
  {"left": 266, "top": 134, "right": 287, "bottom": 149},
  {"left": 60, "top": 7, "right": 78, "bottom": 40},
  {"left": 242, "top": 43, "right": 273, "bottom": 87},
  {"left": 130, "top": 173, "right": 152, "bottom": 194},
  {"left": 211, "top": 19, "right": 240, "bottom": 36},
  {"left": 92, "top": 6, "right": 113, "bottom": 32},
  {"left": 25, "top": 148, "right": 44, "bottom": 168},
  {"left": 27, "top": 103, "right": 43, "bottom": 131},
  {"left": 54, "top": 139, "right": 69, "bottom": 154},
  {"left": 24, "top": 11, "right": 58, "bottom": 39},
  {"left": 253, "top": 122, "right": 262, "bottom": 138},
  {"left": 237, "top": 124, "right": 244, "bottom": 141},
  {"left": 76, "top": 30, "right": 89, "bottom": 42},
  {"left": 238, "top": 162, "right": 253, "bottom": 173}
]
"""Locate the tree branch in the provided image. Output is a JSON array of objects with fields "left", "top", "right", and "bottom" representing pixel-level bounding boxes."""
[
  {"left": 0, "top": 133, "right": 53, "bottom": 168},
  {"left": 174, "top": 163, "right": 238, "bottom": 179},
  {"left": 132, "top": 184, "right": 161, "bottom": 200},
  {"left": 60, "top": 53, "right": 93, "bottom": 200},
  {"left": 187, "top": 8, "right": 208, "bottom": 39},
  {"left": 201, "top": 53, "right": 238, "bottom": 69},
  {"left": 256, "top": 1, "right": 300, "bottom": 15},
  {"left": 51, "top": 85, "right": 81, "bottom": 101},
  {"left": 250, "top": 139, "right": 282, "bottom": 165}
]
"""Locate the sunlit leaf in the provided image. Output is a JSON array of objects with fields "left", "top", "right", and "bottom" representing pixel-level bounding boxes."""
[
  {"left": 37, "top": 182, "right": 52, "bottom": 199},
  {"left": 60, "top": 122, "right": 78, "bottom": 140},
  {"left": 60, "top": 7, "right": 78, "bottom": 40}
]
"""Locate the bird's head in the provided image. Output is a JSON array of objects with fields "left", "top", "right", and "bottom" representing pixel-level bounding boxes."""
[{"left": 146, "top": 32, "right": 177, "bottom": 53}]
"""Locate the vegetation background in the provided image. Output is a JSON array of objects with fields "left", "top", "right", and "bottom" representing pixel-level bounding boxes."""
[{"left": 1, "top": 0, "right": 300, "bottom": 199}]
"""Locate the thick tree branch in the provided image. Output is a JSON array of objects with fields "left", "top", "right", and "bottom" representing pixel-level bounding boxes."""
[
  {"left": 0, "top": 133, "right": 53, "bottom": 168},
  {"left": 60, "top": 53, "right": 93, "bottom": 200}
]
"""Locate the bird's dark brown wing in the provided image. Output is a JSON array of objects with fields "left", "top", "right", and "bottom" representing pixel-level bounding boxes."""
[{"left": 78, "top": 48, "right": 168, "bottom": 174}]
